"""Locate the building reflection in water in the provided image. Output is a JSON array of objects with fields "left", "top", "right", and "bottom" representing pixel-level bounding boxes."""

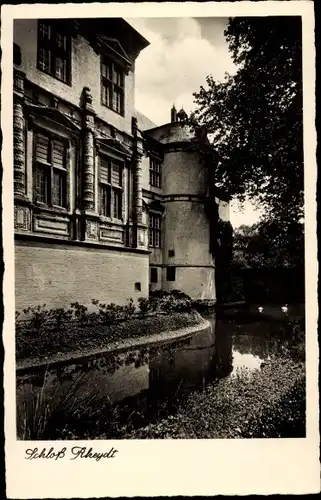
[{"left": 148, "top": 314, "right": 233, "bottom": 408}]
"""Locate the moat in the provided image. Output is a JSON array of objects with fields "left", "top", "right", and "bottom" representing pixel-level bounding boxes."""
[
  {"left": 71, "top": 309, "right": 302, "bottom": 437},
  {"left": 16, "top": 306, "right": 304, "bottom": 439}
]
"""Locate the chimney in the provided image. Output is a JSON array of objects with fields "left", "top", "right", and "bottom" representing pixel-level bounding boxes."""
[{"left": 171, "top": 104, "right": 177, "bottom": 123}]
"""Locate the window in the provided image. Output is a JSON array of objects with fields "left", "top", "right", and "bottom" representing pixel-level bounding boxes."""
[
  {"left": 149, "top": 157, "right": 161, "bottom": 188},
  {"left": 167, "top": 267, "right": 176, "bottom": 282},
  {"left": 135, "top": 282, "right": 141, "bottom": 291},
  {"left": 149, "top": 213, "right": 162, "bottom": 248},
  {"left": 168, "top": 249, "right": 175, "bottom": 258},
  {"left": 99, "top": 156, "right": 123, "bottom": 219},
  {"left": 150, "top": 267, "right": 158, "bottom": 283},
  {"left": 37, "top": 20, "right": 71, "bottom": 84},
  {"left": 34, "top": 131, "right": 68, "bottom": 208},
  {"left": 101, "top": 58, "right": 124, "bottom": 115}
]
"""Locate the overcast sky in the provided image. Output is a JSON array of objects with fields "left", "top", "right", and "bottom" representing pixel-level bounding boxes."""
[
  {"left": 127, "top": 17, "right": 235, "bottom": 125},
  {"left": 126, "top": 17, "right": 262, "bottom": 227}
]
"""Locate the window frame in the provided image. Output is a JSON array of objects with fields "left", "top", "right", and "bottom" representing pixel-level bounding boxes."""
[
  {"left": 166, "top": 266, "right": 176, "bottom": 282},
  {"left": 149, "top": 212, "right": 162, "bottom": 248},
  {"left": 33, "top": 128, "right": 69, "bottom": 210},
  {"left": 101, "top": 57, "right": 125, "bottom": 116},
  {"left": 149, "top": 156, "right": 162, "bottom": 188},
  {"left": 150, "top": 267, "right": 158, "bottom": 283},
  {"left": 37, "top": 20, "right": 72, "bottom": 85},
  {"left": 98, "top": 154, "right": 124, "bottom": 220}
]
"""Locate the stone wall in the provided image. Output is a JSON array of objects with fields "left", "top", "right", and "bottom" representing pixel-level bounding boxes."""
[
  {"left": 14, "top": 19, "right": 135, "bottom": 135},
  {"left": 15, "top": 240, "right": 149, "bottom": 311}
]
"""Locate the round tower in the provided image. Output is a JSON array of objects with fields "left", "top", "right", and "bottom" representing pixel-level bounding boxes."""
[{"left": 154, "top": 108, "right": 216, "bottom": 301}]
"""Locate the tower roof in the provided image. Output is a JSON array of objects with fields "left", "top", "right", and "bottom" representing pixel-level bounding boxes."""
[{"left": 176, "top": 107, "right": 188, "bottom": 121}]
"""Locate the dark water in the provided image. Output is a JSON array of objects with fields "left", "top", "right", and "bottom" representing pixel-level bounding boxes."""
[
  {"left": 83, "top": 310, "right": 302, "bottom": 435},
  {"left": 18, "top": 307, "right": 304, "bottom": 439}
]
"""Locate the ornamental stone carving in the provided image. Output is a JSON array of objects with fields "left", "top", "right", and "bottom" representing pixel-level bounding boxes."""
[
  {"left": 13, "top": 99, "right": 26, "bottom": 197},
  {"left": 86, "top": 220, "right": 98, "bottom": 240},
  {"left": 82, "top": 87, "right": 96, "bottom": 212},
  {"left": 14, "top": 206, "right": 30, "bottom": 230}
]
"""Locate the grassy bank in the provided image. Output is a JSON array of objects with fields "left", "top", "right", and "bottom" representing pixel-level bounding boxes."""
[
  {"left": 121, "top": 357, "right": 305, "bottom": 439},
  {"left": 16, "top": 308, "right": 203, "bottom": 363}
]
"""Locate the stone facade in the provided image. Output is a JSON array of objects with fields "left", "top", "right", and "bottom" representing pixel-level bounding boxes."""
[{"left": 13, "top": 17, "right": 230, "bottom": 311}]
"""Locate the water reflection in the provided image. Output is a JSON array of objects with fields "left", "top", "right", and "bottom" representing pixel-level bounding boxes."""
[
  {"left": 85, "top": 314, "right": 291, "bottom": 416},
  {"left": 18, "top": 311, "right": 299, "bottom": 439}
]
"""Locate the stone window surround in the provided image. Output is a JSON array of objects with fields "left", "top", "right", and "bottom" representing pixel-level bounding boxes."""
[
  {"left": 101, "top": 55, "right": 125, "bottom": 117},
  {"left": 149, "top": 155, "right": 162, "bottom": 188},
  {"left": 31, "top": 123, "right": 72, "bottom": 212},
  {"left": 37, "top": 20, "right": 72, "bottom": 86},
  {"left": 98, "top": 153, "right": 124, "bottom": 221},
  {"left": 149, "top": 211, "right": 162, "bottom": 248}
]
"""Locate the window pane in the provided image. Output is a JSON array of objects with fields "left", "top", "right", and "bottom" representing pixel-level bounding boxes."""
[
  {"left": 52, "top": 139, "right": 66, "bottom": 168},
  {"left": 52, "top": 169, "right": 66, "bottom": 207},
  {"left": 38, "top": 47, "right": 50, "bottom": 72},
  {"left": 113, "top": 88, "right": 123, "bottom": 114},
  {"left": 113, "top": 189, "right": 122, "bottom": 219},
  {"left": 55, "top": 56, "right": 67, "bottom": 82},
  {"left": 36, "top": 133, "right": 50, "bottom": 163},
  {"left": 111, "top": 163, "right": 122, "bottom": 186},
  {"left": 155, "top": 230, "right": 160, "bottom": 248},
  {"left": 56, "top": 32, "right": 66, "bottom": 49},
  {"left": 39, "top": 23, "right": 51, "bottom": 39},
  {"left": 102, "top": 62, "right": 112, "bottom": 80},
  {"left": 113, "top": 68, "right": 123, "bottom": 87},
  {"left": 100, "top": 158, "right": 110, "bottom": 183},
  {"left": 149, "top": 230, "right": 154, "bottom": 247},
  {"left": 100, "top": 185, "right": 111, "bottom": 217},
  {"left": 35, "top": 165, "right": 49, "bottom": 203},
  {"left": 102, "top": 82, "right": 113, "bottom": 107}
]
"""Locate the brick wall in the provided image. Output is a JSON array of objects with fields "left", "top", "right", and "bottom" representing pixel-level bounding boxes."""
[{"left": 15, "top": 241, "right": 149, "bottom": 312}]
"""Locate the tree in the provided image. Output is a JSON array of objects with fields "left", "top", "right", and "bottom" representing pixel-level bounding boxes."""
[
  {"left": 232, "top": 221, "right": 304, "bottom": 268},
  {"left": 191, "top": 16, "right": 303, "bottom": 224}
]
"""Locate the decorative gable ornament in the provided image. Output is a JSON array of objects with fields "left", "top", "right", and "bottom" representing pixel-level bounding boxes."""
[{"left": 96, "top": 36, "right": 133, "bottom": 72}]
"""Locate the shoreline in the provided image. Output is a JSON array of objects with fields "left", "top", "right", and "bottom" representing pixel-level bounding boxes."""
[{"left": 16, "top": 313, "right": 210, "bottom": 374}]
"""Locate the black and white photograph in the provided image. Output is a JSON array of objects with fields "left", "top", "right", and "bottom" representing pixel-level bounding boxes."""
[{"left": 2, "top": 1, "right": 318, "bottom": 497}]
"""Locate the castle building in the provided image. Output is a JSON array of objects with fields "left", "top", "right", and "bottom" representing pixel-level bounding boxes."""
[{"left": 13, "top": 17, "right": 230, "bottom": 312}]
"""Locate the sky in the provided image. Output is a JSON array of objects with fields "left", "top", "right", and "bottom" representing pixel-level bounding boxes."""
[{"left": 126, "top": 17, "right": 262, "bottom": 228}]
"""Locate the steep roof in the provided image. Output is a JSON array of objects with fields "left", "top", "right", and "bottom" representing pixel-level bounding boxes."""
[{"left": 134, "top": 110, "right": 158, "bottom": 131}]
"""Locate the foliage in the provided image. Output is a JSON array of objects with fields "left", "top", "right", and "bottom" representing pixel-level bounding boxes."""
[
  {"left": 125, "top": 358, "right": 305, "bottom": 439},
  {"left": 233, "top": 220, "right": 304, "bottom": 268},
  {"left": 91, "top": 299, "right": 135, "bottom": 324},
  {"left": 138, "top": 297, "right": 150, "bottom": 316},
  {"left": 17, "top": 370, "right": 101, "bottom": 440},
  {"left": 191, "top": 16, "right": 303, "bottom": 223},
  {"left": 16, "top": 302, "right": 202, "bottom": 363}
]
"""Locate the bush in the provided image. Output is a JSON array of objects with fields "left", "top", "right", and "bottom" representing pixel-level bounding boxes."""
[
  {"left": 123, "top": 298, "right": 136, "bottom": 320},
  {"left": 138, "top": 297, "right": 150, "bottom": 316},
  {"left": 16, "top": 308, "right": 203, "bottom": 363},
  {"left": 21, "top": 304, "right": 52, "bottom": 331}
]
